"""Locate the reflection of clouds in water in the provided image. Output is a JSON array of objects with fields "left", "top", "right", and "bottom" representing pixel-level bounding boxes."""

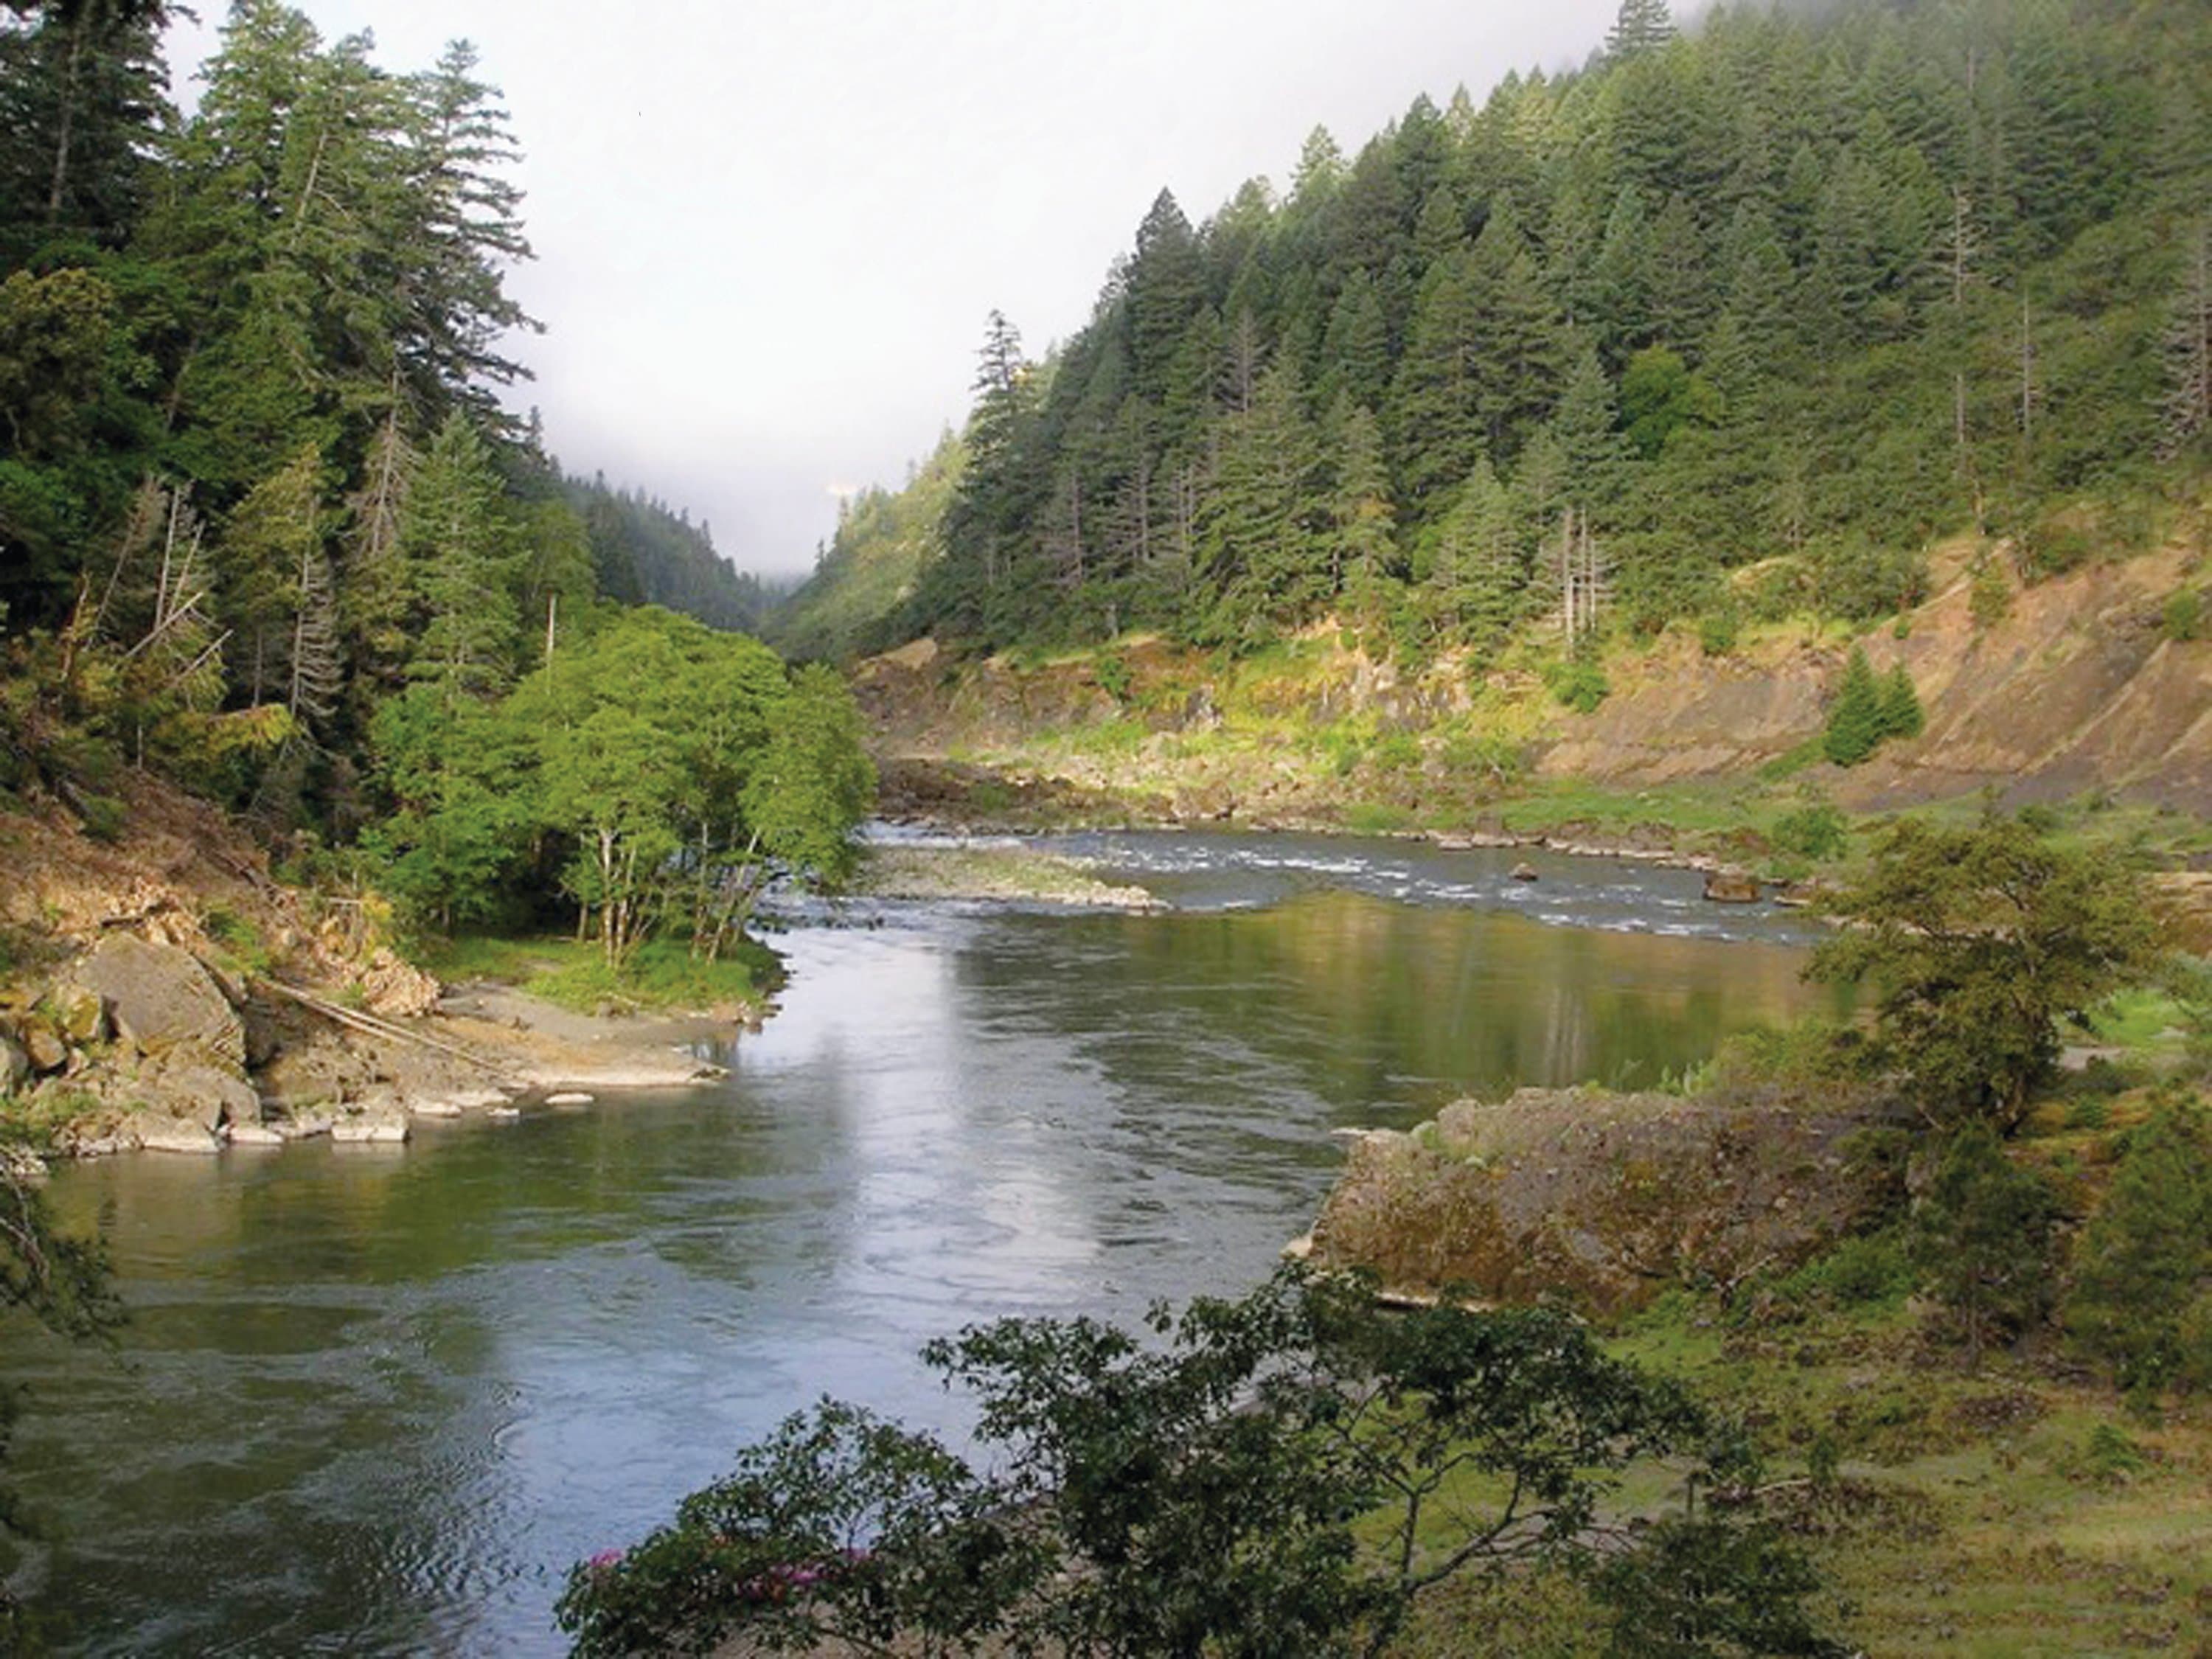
[
  {"left": 744, "top": 922, "right": 1104, "bottom": 1315},
  {"left": 13, "top": 866, "right": 1844, "bottom": 1658}
]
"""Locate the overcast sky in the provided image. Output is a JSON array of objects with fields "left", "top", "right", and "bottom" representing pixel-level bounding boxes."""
[{"left": 168, "top": 1, "right": 1630, "bottom": 577}]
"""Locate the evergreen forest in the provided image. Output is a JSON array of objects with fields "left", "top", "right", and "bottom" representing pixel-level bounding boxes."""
[
  {"left": 887, "top": 0, "right": 2212, "bottom": 661},
  {"left": 0, "top": 0, "right": 855, "bottom": 943}
]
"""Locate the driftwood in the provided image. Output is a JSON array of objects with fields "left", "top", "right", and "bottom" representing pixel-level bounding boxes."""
[{"left": 254, "top": 976, "right": 519, "bottom": 1083}]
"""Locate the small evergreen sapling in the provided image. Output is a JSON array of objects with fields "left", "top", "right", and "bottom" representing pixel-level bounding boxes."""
[
  {"left": 2066, "top": 1101, "right": 2212, "bottom": 1392},
  {"left": 1914, "top": 1126, "right": 2056, "bottom": 1371}
]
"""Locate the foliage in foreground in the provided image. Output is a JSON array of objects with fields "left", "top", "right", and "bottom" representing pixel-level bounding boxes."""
[
  {"left": 557, "top": 1269, "right": 1843, "bottom": 1658},
  {"left": 1809, "top": 813, "right": 2161, "bottom": 1130}
]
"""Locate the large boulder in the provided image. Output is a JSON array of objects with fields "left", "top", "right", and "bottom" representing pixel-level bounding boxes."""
[
  {"left": 141, "top": 1057, "right": 261, "bottom": 1133},
  {"left": 20, "top": 1018, "right": 69, "bottom": 1074},
  {"left": 71, "top": 933, "right": 245, "bottom": 1069},
  {"left": 128, "top": 1113, "right": 222, "bottom": 1155},
  {"left": 0, "top": 1033, "right": 29, "bottom": 1094},
  {"left": 52, "top": 984, "right": 108, "bottom": 1044},
  {"left": 1304, "top": 1086, "right": 1910, "bottom": 1315}
]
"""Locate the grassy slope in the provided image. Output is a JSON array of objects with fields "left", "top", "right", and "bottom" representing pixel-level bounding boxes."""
[{"left": 1371, "top": 1085, "right": 2212, "bottom": 1655}]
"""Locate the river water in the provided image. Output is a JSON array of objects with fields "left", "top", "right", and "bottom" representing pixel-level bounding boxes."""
[{"left": 2, "top": 832, "right": 1838, "bottom": 1655}]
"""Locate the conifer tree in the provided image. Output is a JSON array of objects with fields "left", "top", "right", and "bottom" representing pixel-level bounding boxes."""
[
  {"left": 402, "top": 411, "right": 515, "bottom": 702},
  {"left": 1878, "top": 662, "right": 1924, "bottom": 741},
  {"left": 1324, "top": 394, "right": 1394, "bottom": 604},
  {"left": 218, "top": 444, "right": 325, "bottom": 706},
  {"left": 1916, "top": 1126, "right": 2056, "bottom": 1372},
  {"left": 1607, "top": 0, "right": 1677, "bottom": 60},
  {"left": 1430, "top": 456, "right": 1523, "bottom": 653},
  {"left": 2160, "top": 218, "right": 2212, "bottom": 461},
  {"left": 1823, "top": 645, "right": 1884, "bottom": 765},
  {"left": 2067, "top": 1103, "right": 2212, "bottom": 1392}
]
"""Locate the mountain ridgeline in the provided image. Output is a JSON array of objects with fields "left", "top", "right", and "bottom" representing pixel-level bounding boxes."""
[{"left": 866, "top": 0, "right": 2211, "bottom": 662}]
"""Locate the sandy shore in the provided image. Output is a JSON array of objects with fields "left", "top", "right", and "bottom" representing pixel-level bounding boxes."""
[{"left": 426, "top": 981, "right": 741, "bottom": 1093}]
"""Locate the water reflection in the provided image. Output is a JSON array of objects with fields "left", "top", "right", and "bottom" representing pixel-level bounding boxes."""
[{"left": 7, "top": 854, "right": 1841, "bottom": 1656}]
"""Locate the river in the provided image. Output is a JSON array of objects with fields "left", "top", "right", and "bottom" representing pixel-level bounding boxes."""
[{"left": 1, "top": 832, "right": 1840, "bottom": 1655}]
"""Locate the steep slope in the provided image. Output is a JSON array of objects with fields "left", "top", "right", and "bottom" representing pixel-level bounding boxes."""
[
  {"left": 1545, "top": 535, "right": 2212, "bottom": 814},
  {"left": 851, "top": 511, "right": 2212, "bottom": 823}
]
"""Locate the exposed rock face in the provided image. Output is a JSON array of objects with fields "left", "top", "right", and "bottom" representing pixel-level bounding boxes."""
[
  {"left": 355, "top": 947, "right": 439, "bottom": 1019},
  {"left": 72, "top": 933, "right": 245, "bottom": 1069},
  {"left": 143, "top": 1058, "right": 260, "bottom": 1132},
  {"left": 21, "top": 1020, "right": 68, "bottom": 1074},
  {"left": 1304, "top": 1086, "right": 1910, "bottom": 1315},
  {"left": 0, "top": 1034, "right": 29, "bottom": 1093}
]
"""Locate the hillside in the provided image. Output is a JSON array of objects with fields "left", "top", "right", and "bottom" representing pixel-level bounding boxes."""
[
  {"left": 769, "top": 431, "right": 963, "bottom": 663},
  {"left": 772, "top": 0, "right": 2212, "bottom": 787},
  {"left": 849, "top": 497, "right": 2212, "bottom": 856}
]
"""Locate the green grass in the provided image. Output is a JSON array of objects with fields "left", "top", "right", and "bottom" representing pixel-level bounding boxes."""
[
  {"left": 2083, "top": 987, "right": 2192, "bottom": 1057},
  {"left": 422, "top": 933, "right": 779, "bottom": 1015}
]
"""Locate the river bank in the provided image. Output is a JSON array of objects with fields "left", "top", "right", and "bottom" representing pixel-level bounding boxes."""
[{"left": 0, "top": 778, "right": 760, "bottom": 1160}]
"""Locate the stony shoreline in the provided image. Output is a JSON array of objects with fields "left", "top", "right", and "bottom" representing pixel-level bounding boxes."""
[
  {"left": 846, "top": 839, "right": 1164, "bottom": 911},
  {"left": 3, "top": 936, "right": 745, "bottom": 1162}
]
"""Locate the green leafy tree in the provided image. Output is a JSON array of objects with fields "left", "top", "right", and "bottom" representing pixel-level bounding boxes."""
[
  {"left": 364, "top": 681, "right": 538, "bottom": 928},
  {"left": 740, "top": 662, "right": 875, "bottom": 886},
  {"left": 2065, "top": 1102, "right": 2212, "bottom": 1392},
  {"left": 557, "top": 1269, "right": 1838, "bottom": 1659},
  {"left": 1808, "top": 815, "right": 2163, "bottom": 1129}
]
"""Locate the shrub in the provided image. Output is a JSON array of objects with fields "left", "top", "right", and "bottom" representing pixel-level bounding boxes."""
[
  {"left": 1093, "top": 652, "right": 1132, "bottom": 703},
  {"left": 1770, "top": 800, "right": 1848, "bottom": 863},
  {"left": 1545, "top": 657, "right": 1610, "bottom": 714},
  {"left": 2065, "top": 1101, "right": 2212, "bottom": 1391},
  {"left": 1913, "top": 1126, "right": 2057, "bottom": 1369},
  {"left": 1698, "top": 608, "right": 1740, "bottom": 657},
  {"left": 1969, "top": 561, "right": 2013, "bottom": 630},
  {"left": 557, "top": 1270, "right": 1841, "bottom": 1659},
  {"left": 2163, "top": 589, "right": 2202, "bottom": 643}
]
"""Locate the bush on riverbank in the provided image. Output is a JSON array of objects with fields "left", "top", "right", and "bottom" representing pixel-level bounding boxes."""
[{"left": 558, "top": 1267, "right": 1843, "bottom": 1658}]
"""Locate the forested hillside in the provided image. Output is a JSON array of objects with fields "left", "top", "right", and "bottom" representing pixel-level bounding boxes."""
[
  {"left": 0, "top": 0, "right": 867, "bottom": 940},
  {"left": 887, "top": 0, "right": 2211, "bottom": 660},
  {"left": 771, "top": 430, "right": 963, "bottom": 662},
  {"left": 563, "top": 470, "right": 772, "bottom": 635}
]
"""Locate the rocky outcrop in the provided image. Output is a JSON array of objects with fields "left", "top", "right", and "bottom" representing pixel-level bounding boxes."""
[
  {"left": 71, "top": 933, "right": 245, "bottom": 1069},
  {"left": 1703, "top": 872, "right": 1761, "bottom": 903},
  {"left": 1304, "top": 1086, "right": 1910, "bottom": 1315}
]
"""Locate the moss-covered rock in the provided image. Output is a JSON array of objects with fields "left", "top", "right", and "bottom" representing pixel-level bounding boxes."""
[{"left": 1304, "top": 1085, "right": 1910, "bottom": 1315}]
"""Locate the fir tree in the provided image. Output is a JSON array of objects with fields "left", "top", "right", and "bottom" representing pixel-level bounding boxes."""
[
  {"left": 1878, "top": 662, "right": 1924, "bottom": 741},
  {"left": 1823, "top": 645, "right": 1884, "bottom": 766},
  {"left": 1916, "top": 1126, "right": 2056, "bottom": 1372},
  {"left": 1607, "top": 0, "right": 1677, "bottom": 60},
  {"left": 2067, "top": 1103, "right": 2212, "bottom": 1392}
]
